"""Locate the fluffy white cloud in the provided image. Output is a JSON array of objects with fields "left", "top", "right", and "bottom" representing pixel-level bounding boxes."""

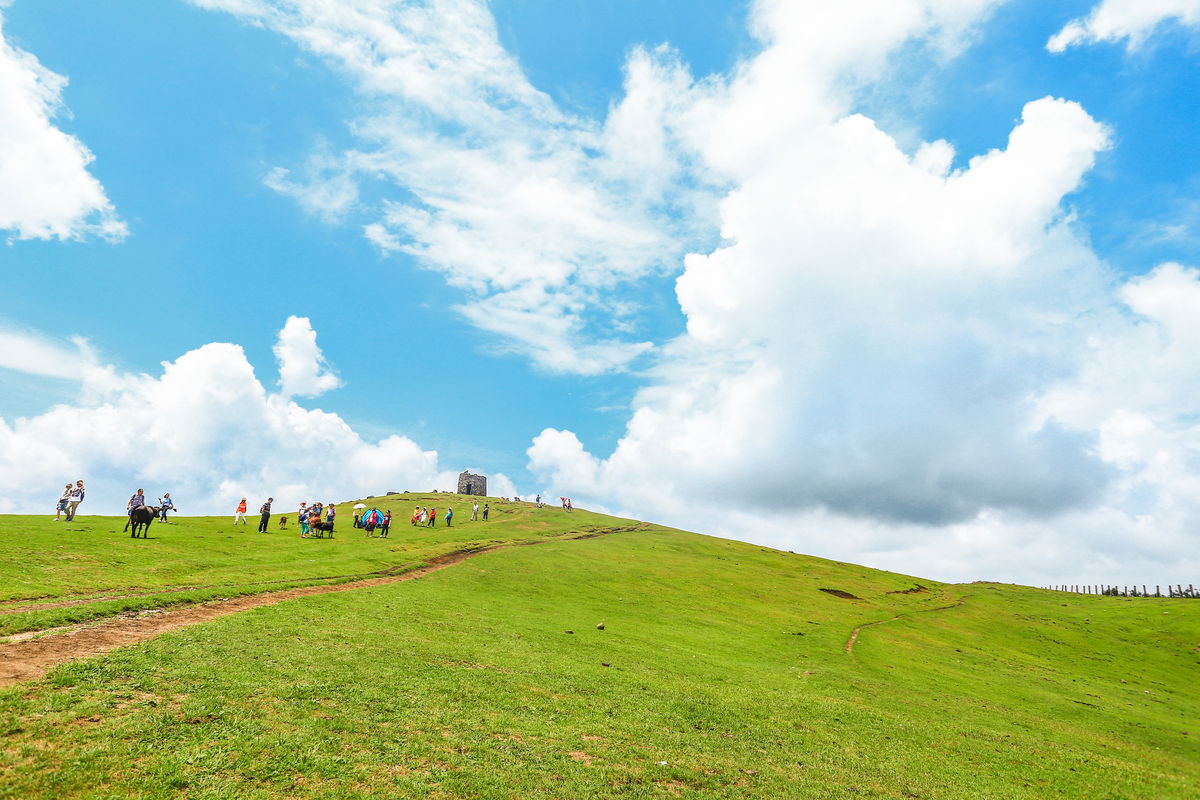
[
  {"left": 525, "top": 0, "right": 1198, "bottom": 584},
  {"left": 274, "top": 315, "right": 342, "bottom": 398},
  {"left": 192, "top": 0, "right": 699, "bottom": 374},
  {"left": 1048, "top": 0, "right": 1200, "bottom": 52},
  {"left": 0, "top": 11, "right": 126, "bottom": 241},
  {"left": 0, "top": 320, "right": 454, "bottom": 515}
]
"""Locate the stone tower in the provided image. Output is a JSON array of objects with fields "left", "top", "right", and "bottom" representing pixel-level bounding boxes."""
[{"left": 457, "top": 471, "right": 487, "bottom": 497}]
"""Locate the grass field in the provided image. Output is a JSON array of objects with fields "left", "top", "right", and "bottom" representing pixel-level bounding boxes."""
[{"left": 2, "top": 494, "right": 1198, "bottom": 798}]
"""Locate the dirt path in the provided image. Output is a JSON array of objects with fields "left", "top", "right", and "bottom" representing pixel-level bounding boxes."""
[
  {"left": 1, "top": 531, "right": 622, "bottom": 688},
  {"left": 844, "top": 596, "right": 966, "bottom": 658}
]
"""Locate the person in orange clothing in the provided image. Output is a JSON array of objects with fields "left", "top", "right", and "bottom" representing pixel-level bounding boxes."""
[{"left": 235, "top": 497, "right": 248, "bottom": 526}]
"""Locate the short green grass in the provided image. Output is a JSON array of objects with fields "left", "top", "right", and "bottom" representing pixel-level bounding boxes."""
[
  {"left": 0, "top": 494, "right": 624, "bottom": 635},
  {"left": 2, "top": 496, "right": 1197, "bottom": 798}
]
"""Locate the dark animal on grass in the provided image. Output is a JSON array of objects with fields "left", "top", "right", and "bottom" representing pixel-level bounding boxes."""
[
  {"left": 124, "top": 506, "right": 160, "bottom": 538},
  {"left": 310, "top": 520, "right": 334, "bottom": 538},
  {"left": 278, "top": 516, "right": 288, "bottom": 529}
]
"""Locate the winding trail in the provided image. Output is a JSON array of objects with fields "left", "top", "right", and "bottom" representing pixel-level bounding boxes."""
[
  {"left": 0, "top": 530, "right": 624, "bottom": 687},
  {"left": 844, "top": 595, "right": 966, "bottom": 658}
]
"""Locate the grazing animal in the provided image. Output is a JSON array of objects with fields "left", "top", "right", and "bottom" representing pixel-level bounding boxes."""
[
  {"left": 278, "top": 516, "right": 288, "bottom": 529},
  {"left": 124, "top": 506, "right": 160, "bottom": 538},
  {"left": 310, "top": 521, "right": 334, "bottom": 538}
]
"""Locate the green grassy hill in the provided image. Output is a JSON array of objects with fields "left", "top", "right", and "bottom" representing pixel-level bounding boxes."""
[{"left": 2, "top": 494, "right": 1197, "bottom": 798}]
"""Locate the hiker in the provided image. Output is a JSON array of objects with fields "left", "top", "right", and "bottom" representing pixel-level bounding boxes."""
[
  {"left": 428, "top": 508, "right": 437, "bottom": 527},
  {"left": 445, "top": 507, "right": 453, "bottom": 527},
  {"left": 54, "top": 483, "right": 72, "bottom": 520},
  {"left": 325, "top": 503, "right": 336, "bottom": 533},
  {"left": 353, "top": 510, "right": 361, "bottom": 529},
  {"left": 65, "top": 480, "right": 85, "bottom": 521},
  {"left": 536, "top": 493, "right": 541, "bottom": 508},
  {"left": 158, "top": 492, "right": 176, "bottom": 522},
  {"left": 412, "top": 506, "right": 421, "bottom": 525},
  {"left": 258, "top": 497, "right": 273, "bottom": 532},
  {"left": 482, "top": 503, "right": 489, "bottom": 521},
  {"left": 235, "top": 497, "right": 248, "bottom": 525},
  {"left": 380, "top": 511, "right": 391, "bottom": 537},
  {"left": 567, "top": 498, "right": 572, "bottom": 512},
  {"left": 471, "top": 501, "right": 478, "bottom": 521},
  {"left": 419, "top": 507, "right": 428, "bottom": 525},
  {"left": 127, "top": 488, "right": 146, "bottom": 519}
]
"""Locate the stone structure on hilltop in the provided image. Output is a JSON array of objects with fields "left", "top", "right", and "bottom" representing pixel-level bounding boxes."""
[{"left": 457, "top": 471, "right": 487, "bottom": 497}]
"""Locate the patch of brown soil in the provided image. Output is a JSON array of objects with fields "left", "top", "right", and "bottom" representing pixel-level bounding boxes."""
[
  {"left": 819, "top": 588, "right": 860, "bottom": 600},
  {"left": 0, "top": 530, "right": 625, "bottom": 688}
]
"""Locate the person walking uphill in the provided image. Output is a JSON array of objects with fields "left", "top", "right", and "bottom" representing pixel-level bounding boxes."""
[
  {"left": 258, "top": 497, "right": 273, "bottom": 532},
  {"left": 444, "top": 506, "right": 453, "bottom": 527},
  {"left": 235, "top": 498, "right": 248, "bottom": 526},
  {"left": 65, "top": 480, "right": 85, "bottom": 521}
]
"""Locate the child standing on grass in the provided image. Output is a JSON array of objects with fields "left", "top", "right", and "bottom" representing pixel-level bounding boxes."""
[
  {"left": 55, "top": 483, "right": 72, "bottom": 520},
  {"left": 235, "top": 498, "right": 248, "bottom": 525}
]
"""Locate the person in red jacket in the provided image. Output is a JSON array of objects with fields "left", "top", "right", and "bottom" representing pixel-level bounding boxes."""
[{"left": 235, "top": 497, "right": 248, "bottom": 525}]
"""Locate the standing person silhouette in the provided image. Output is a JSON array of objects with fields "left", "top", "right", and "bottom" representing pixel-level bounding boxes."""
[
  {"left": 258, "top": 497, "right": 273, "bottom": 532},
  {"left": 65, "top": 480, "right": 85, "bottom": 521}
]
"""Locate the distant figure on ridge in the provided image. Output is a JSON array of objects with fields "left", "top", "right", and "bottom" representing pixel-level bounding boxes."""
[
  {"left": 235, "top": 497, "right": 248, "bottom": 525},
  {"left": 258, "top": 497, "right": 273, "bottom": 532},
  {"left": 158, "top": 493, "right": 175, "bottom": 522},
  {"left": 127, "top": 489, "right": 146, "bottom": 519},
  {"left": 55, "top": 483, "right": 72, "bottom": 521}
]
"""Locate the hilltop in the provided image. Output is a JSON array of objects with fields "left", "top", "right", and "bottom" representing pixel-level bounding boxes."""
[{"left": 1, "top": 493, "right": 1197, "bottom": 798}]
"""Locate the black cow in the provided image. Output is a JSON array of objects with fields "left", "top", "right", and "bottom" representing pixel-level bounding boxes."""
[
  {"left": 310, "top": 520, "right": 334, "bottom": 538},
  {"left": 124, "top": 506, "right": 160, "bottom": 538}
]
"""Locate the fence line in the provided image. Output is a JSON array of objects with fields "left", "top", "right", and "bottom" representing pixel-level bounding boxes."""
[{"left": 1040, "top": 583, "right": 1197, "bottom": 598}]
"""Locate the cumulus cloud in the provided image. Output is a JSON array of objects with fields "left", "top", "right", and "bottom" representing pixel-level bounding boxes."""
[
  {"left": 525, "top": 0, "right": 1198, "bottom": 584},
  {"left": 1048, "top": 0, "right": 1200, "bottom": 52},
  {"left": 0, "top": 10, "right": 126, "bottom": 241},
  {"left": 0, "top": 320, "right": 454, "bottom": 515},
  {"left": 274, "top": 315, "right": 342, "bottom": 398},
  {"left": 191, "top": 0, "right": 701, "bottom": 374}
]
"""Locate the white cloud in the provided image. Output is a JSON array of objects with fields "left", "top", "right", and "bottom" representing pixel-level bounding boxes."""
[
  {"left": 525, "top": 1, "right": 1197, "bottom": 585},
  {"left": 1048, "top": 0, "right": 1200, "bottom": 52},
  {"left": 0, "top": 327, "right": 96, "bottom": 380},
  {"left": 0, "top": 319, "right": 454, "bottom": 515},
  {"left": 273, "top": 315, "right": 342, "bottom": 398},
  {"left": 191, "top": 0, "right": 704, "bottom": 374},
  {"left": 0, "top": 11, "right": 126, "bottom": 241}
]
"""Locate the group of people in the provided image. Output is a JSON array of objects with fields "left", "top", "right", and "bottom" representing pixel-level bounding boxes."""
[
  {"left": 53, "top": 480, "right": 87, "bottom": 521},
  {"left": 50, "top": 483, "right": 570, "bottom": 534},
  {"left": 298, "top": 501, "right": 335, "bottom": 537},
  {"left": 356, "top": 508, "right": 390, "bottom": 536}
]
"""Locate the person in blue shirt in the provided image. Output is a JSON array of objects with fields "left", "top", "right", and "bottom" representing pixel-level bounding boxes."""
[{"left": 158, "top": 493, "right": 176, "bottom": 522}]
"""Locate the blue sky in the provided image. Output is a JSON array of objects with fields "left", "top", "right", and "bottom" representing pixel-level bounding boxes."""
[{"left": 2, "top": 0, "right": 1199, "bottom": 585}]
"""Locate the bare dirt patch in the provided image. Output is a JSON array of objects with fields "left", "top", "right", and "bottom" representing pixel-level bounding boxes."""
[{"left": 819, "top": 588, "right": 861, "bottom": 600}]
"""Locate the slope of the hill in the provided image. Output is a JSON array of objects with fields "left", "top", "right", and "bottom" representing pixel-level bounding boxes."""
[{"left": 1, "top": 497, "right": 1197, "bottom": 799}]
